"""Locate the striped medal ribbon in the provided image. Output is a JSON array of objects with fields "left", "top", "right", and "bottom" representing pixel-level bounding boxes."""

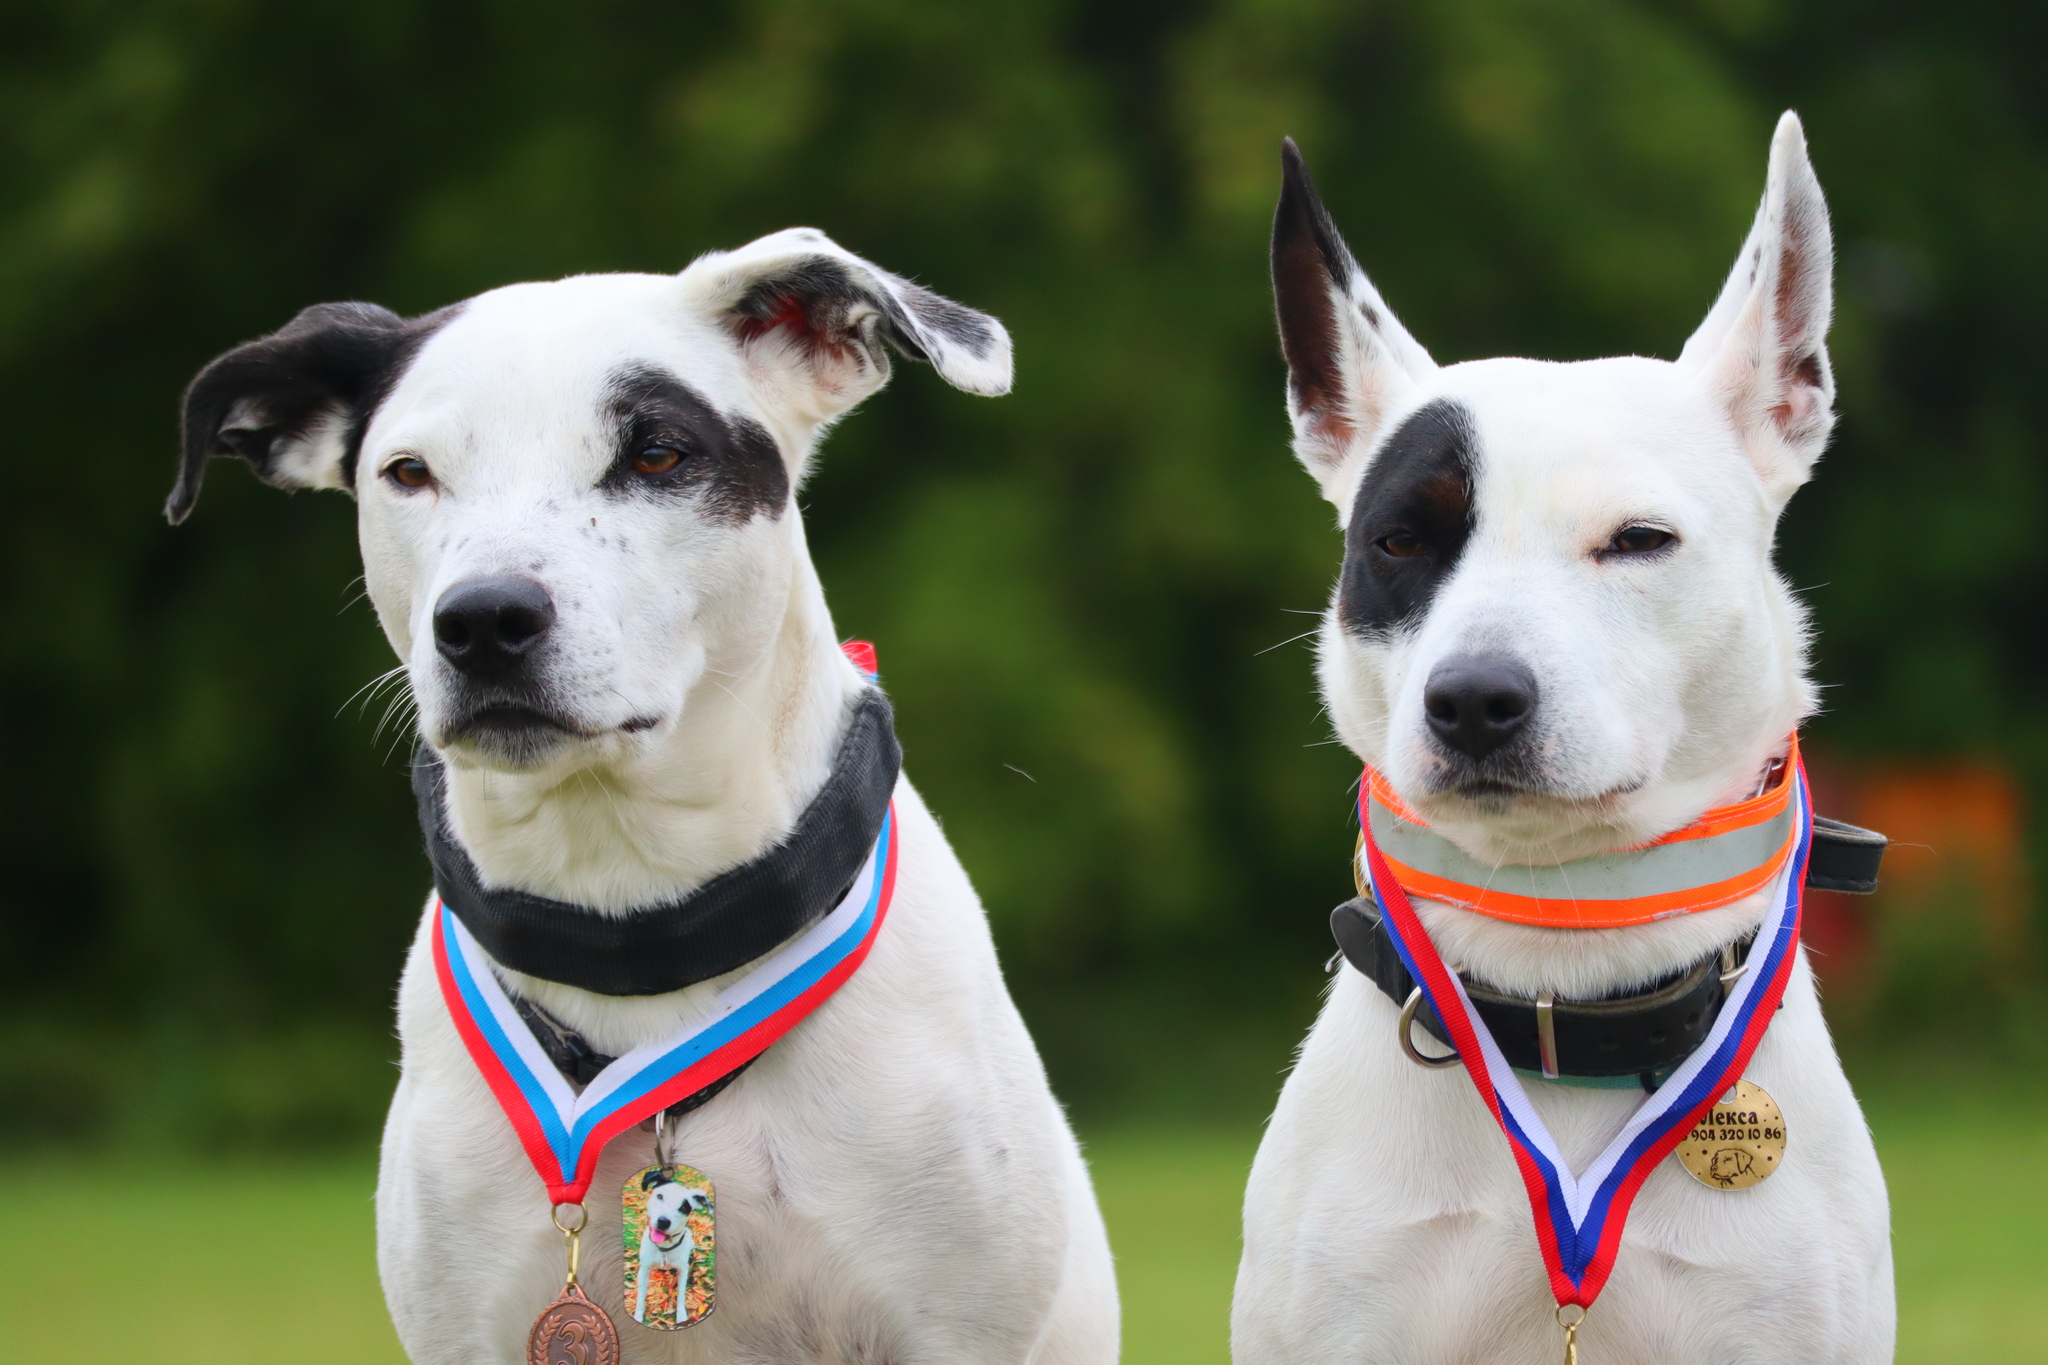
[
  {"left": 431, "top": 805, "right": 896, "bottom": 1204},
  {"left": 1355, "top": 760, "right": 1811, "bottom": 1312}
]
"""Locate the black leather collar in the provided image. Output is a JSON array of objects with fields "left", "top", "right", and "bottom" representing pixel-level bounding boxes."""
[
  {"left": 1332, "top": 814, "right": 1886, "bottom": 1089},
  {"left": 1804, "top": 815, "right": 1887, "bottom": 893},
  {"left": 1332, "top": 896, "right": 1743, "bottom": 1090},
  {"left": 415, "top": 687, "right": 901, "bottom": 998}
]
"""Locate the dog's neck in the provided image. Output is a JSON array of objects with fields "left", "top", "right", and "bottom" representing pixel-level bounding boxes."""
[{"left": 439, "top": 558, "right": 861, "bottom": 918}]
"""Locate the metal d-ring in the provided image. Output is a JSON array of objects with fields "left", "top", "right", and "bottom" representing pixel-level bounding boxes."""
[{"left": 1398, "top": 987, "right": 1463, "bottom": 1069}]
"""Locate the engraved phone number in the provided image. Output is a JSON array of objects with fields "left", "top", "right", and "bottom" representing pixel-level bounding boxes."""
[{"left": 1689, "top": 1126, "right": 1784, "bottom": 1142}]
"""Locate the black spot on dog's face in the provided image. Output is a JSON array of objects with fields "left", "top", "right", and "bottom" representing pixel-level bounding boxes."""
[
  {"left": 1339, "top": 399, "right": 1479, "bottom": 637},
  {"left": 599, "top": 365, "right": 788, "bottom": 523}
]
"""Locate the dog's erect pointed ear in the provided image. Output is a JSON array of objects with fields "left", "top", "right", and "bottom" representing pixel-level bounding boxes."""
[
  {"left": 168, "top": 302, "right": 444, "bottom": 524},
  {"left": 1679, "top": 112, "right": 1835, "bottom": 505},
  {"left": 1272, "top": 138, "right": 1436, "bottom": 502},
  {"left": 685, "top": 228, "right": 1012, "bottom": 431}
]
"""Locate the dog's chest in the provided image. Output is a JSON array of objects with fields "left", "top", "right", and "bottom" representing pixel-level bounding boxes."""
[
  {"left": 1236, "top": 966, "right": 1892, "bottom": 1363},
  {"left": 379, "top": 866, "right": 1077, "bottom": 1364}
]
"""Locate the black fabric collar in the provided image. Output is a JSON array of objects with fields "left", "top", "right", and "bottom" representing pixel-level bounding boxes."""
[
  {"left": 415, "top": 687, "right": 901, "bottom": 998},
  {"left": 1332, "top": 814, "right": 1886, "bottom": 1089}
]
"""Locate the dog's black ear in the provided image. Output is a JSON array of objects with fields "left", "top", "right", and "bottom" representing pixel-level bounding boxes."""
[
  {"left": 642, "top": 1170, "right": 666, "bottom": 1191},
  {"left": 168, "top": 301, "right": 449, "bottom": 524},
  {"left": 1679, "top": 111, "right": 1835, "bottom": 505},
  {"left": 1271, "top": 139, "right": 1436, "bottom": 500},
  {"left": 686, "top": 228, "right": 1011, "bottom": 435}
]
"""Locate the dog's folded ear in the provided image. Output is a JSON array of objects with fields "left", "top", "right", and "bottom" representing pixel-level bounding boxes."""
[
  {"left": 1271, "top": 138, "right": 1437, "bottom": 502},
  {"left": 684, "top": 228, "right": 1012, "bottom": 429},
  {"left": 642, "top": 1170, "right": 666, "bottom": 1191},
  {"left": 168, "top": 302, "right": 447, "bottom": 524},
  {"left": 1679, "top": 111, "right": 1835, "bottom": 505}
]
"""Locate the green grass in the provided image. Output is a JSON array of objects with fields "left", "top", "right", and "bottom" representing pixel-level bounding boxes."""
[
  {"left": 2, "top": 1095, "right": 2041, "bottom": 1364},
  {"left": 0, "top": 1160, "right": 402, "bottom": 1365}
]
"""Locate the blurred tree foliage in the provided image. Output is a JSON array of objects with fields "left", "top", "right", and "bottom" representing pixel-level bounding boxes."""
[{"left": 1, "top": 0, "right": 2042, "bottom": 1146}]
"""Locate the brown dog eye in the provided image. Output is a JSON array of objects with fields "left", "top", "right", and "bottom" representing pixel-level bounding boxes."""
[
  {"left": 635, "top": 444, "right": 683, "bottom": 475},
  {"left": 1608, "top": 526, "right": 1676, "bottom": 555},
  {"left": 385, "top": 457, "right": 433, "bottom": 489},
  {"left": 1378, "top": 532, "right": 1426, "bottom": 558}
]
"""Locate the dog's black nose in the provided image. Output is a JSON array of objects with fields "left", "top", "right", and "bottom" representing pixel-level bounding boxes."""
[
  {"left": 1424, "top": 655, "right": 1538, "bottom": 760},
  {"left": 433, "top": 576, "right": 556, "bottom": 675},
  {"left": 654, "top": 1217, "right": 671, "bottom": 1231}
]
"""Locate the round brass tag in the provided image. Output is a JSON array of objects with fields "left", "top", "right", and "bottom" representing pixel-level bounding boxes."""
[
  {"left": 1677, "top": 1079, "right": 1786, "bottom": 1190},
  {"left": 528, "top": 1282, "right": 620, "bottom": 1365}
]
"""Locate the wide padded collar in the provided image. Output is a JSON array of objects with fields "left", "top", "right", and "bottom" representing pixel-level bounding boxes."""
[{"left": 414, "top": 687, "right": 901, "bottom": 997}]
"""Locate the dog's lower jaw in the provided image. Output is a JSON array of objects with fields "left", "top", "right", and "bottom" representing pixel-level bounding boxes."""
[{"left": 434, "top": 719, "right": 586, "bottom": 773}]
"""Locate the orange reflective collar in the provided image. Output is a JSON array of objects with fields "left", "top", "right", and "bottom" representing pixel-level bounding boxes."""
[{"left": 1360, "top": 737, "right": 1800, "bottom": 929}]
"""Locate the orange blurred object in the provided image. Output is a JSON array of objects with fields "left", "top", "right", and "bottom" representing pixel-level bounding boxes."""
[{"left": 1802, "top": 753, "right": 2029, "bottom": 1001}]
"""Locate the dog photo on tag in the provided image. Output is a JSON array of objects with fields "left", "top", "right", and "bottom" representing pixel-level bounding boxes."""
[{"left": 624, "top": 1164, "right": 714, "bottom": 1329}]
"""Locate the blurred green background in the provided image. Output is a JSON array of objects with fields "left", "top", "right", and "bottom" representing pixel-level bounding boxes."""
[{"left": 1, "top": 0, "right": 2044, "bottom": 1361}]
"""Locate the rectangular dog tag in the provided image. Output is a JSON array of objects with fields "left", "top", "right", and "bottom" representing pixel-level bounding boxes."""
[{"left": 623, "top": 1163, "right": 715, "bottom": 1329}]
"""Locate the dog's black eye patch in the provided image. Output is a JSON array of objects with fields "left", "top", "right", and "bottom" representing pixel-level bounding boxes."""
[
  {"left": 1338, "top": 398, "right": 1478, "bottom": 637},
  {"left": 600, "top": 365, "right": 787, "bottom": 524}
]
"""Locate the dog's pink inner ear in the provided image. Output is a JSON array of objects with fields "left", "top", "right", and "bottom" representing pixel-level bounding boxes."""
[
  {"left": 737, "top": 295, "right": 819, "bottom": 345},
  {"left": 1273, "top": 234, "right": 1351, "bottom": 451},
  {"left": 734, "top": 290, "right": 869, "bottom": 376},
  {"left": 1771, "top": 351, "right": 1826, "bottom": 432}
]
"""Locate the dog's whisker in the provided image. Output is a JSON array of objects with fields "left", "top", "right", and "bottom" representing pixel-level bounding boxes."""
[
  {"left": 1254, "top": 629, "right": 1319, "bottom": 657},
  {"left": 340, "top": 664, "right": 412, "bottom": 719}
]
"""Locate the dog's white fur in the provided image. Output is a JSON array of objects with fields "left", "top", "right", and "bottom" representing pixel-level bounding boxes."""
[
  {"left": 1233, "top": 116, "right": 1894, "bottom": 1363},
  {"left": 633, "top": 1179, "right": 707, "bottom": 1325},
  {"left": 185, "top": 229, "right": 1116, "bottom": 1364}
]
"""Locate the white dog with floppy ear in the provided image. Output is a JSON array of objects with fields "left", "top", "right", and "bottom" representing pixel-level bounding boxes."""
[
  {"left": 1233, "top": 115, "right": 1893, "bottom": 1364},
  {"left": 171, "top": 229, "right": 1116, "bottom": 1365}
]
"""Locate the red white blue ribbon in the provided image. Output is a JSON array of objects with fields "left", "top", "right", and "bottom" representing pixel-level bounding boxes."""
[
  {"left": 1357, "top": 763, "right": 1811, "bottom": 1308},
  {"left": 433, "top": 800, "right": 898, "bottom": 1205}
]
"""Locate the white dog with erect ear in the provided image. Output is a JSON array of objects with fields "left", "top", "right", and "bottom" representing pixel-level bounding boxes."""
[
  {"left": 170, "top": 229, "right": 1118, "bottom": 1364},
  {"left": 1232, "top": 116, "right": 1893, "bottom": 1363},
  {"left": 633, "top": 1174, "right": 707, "bottom": 1326}
]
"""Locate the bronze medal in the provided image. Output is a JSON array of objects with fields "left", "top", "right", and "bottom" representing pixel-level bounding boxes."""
[
  {"left": 529, "top": 1203, "right": 620, "bottom": 1365},
  {"left": 1676, "top": 1079, "right": 1786, "bottom": 1189},
  {"left": 624, "top": 1162, "right": 716, "bottom": 1329},
  {"left": 527, "top": 1282, "right": 620, "bottom": 1365}
]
